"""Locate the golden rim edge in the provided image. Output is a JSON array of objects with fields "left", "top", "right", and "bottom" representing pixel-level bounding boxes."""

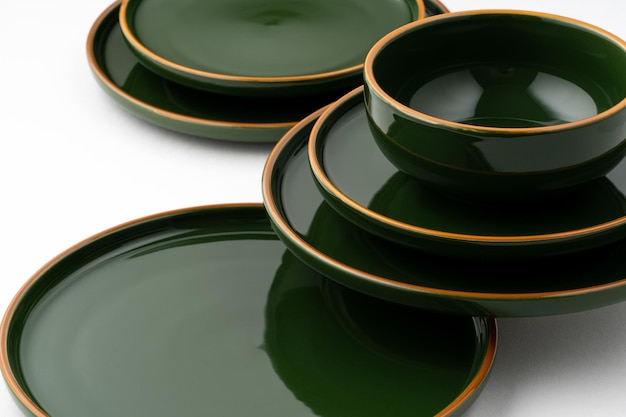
[{"left": 438, "top": 318, "right": 497, "bottom": 417}]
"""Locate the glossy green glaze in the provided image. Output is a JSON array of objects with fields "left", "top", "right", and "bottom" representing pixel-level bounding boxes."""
[
  {"left": 1, "top": 204, "right": 495, "bottom": 417},
  {"left": 119, "top": 0, "right": 424, "bottom": 96},
  {"left": 364, "top": 11, "right": 626, "bottom": 200},
  {"left": 309, "top": 88, "right": 626, "bottom": 259},
  {"left": 87, "top": 2, "right": 348, "bottom": 142},
  {"left": 423, "top": 0, "right": 448, "bottom": 16},
  {"left": 263, "top": 110, "right": 626, "bottom": 317}
]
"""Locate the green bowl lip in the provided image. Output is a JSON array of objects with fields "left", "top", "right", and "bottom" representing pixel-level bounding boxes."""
[
  {"left": 118, "top": 0, "right": 426, "bottom": 88},
  {"left": 308, "top": 86, "right": 626, "bottom": 245},
  {"left": 0, "top": 202, "right": 265, "bottom": 417},
  {"left": 363, "top": 9, "right": 626, "bottom": 135}
]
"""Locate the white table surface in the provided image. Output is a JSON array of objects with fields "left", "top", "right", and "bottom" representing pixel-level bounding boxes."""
[{"left": 1, "top": 0, "right": 625, "bottom": 415}]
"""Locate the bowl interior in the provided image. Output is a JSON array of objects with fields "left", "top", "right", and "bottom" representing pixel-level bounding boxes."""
[{"left": 372, "top": 13, "right": 626, "bottom": 128}]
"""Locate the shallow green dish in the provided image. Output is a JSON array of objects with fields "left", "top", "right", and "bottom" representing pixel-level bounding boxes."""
[
  {"left": 263, "top": 110, "right": 626, "bottom": 317},
  {"left": 309, "top": 87, "right": 626, "bottom": 260},
  {"left": 0, "top": 204, "right": 495, "bottom": 417},
  {"left": 86, "top": 1, "right": 349, "bottom": 142},
  {"left": 119, "top": 0, "right": 425, "bottom": 96}
]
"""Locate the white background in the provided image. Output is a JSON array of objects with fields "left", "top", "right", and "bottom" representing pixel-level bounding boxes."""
[{"left": 1, "top": 0, "right": 626, "bottom": 415}]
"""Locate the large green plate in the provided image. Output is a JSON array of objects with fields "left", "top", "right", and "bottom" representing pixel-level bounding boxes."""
[
  {"left": 0, "top": 204, "right": 495, "bottom": 417},
  {"left": 308, "top": 87, "right": 626, "bottom": 259},
  {"left": 262, "top": 109, "right": 626, "bottom": 317}
]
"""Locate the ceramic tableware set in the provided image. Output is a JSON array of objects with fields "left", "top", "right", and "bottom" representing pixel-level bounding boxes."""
[{"left": 3, "top": 0, "right": 626, "bottom": 416}]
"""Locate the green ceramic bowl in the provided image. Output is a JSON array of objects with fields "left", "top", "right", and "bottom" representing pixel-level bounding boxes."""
[
  {"left": 119, "top": 0, "right": 426, "bottom": 97},
  {"left": 364, "top": 10, "right": 626, "bottom": 201}
]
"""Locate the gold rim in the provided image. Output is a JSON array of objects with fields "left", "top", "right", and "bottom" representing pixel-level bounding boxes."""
[
  {"left": 0, "top": 203, "right": 264, "bottom": 417},
  {"left": 118, "top": 0, "right": 426, "bottom": 85},
  {"left": 438, "top": 318, "right": 497, "bottom": 417},
  {"left": 86, "top": 1, "right": 297, "bottom": 130},
  {"left": 308, "top": 87, "right": 626, "bottom": 244},
  {"left": 262, "top": 104, "right": 626, "bottom": 300},
  {"left": 364, "top": 9, "right": 626, "bottom": 134}
]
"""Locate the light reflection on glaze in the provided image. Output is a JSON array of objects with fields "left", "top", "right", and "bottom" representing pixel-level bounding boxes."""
[{"left": 409, "top": 67, "right": 598, "bottom": 127}]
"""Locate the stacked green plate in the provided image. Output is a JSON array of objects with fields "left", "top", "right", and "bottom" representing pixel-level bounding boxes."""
[
  {"left": 86, "top": 0, "right": 444, "bottom": 142},
  {"left": 262, "top": 97, "right": 626, "bottom": 317}
]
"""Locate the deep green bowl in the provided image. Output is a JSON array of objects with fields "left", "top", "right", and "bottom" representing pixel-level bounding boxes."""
[
  {"left": 364, "top": 10, "right": 626, "bottom": 201},
  {"left": 119, "top": 0, "right": 426, "bottom": 97}
]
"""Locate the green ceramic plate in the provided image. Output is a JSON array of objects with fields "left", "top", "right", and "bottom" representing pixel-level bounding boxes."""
[
  {"left": 308, "top": 87, "right": 626, "bottom": 259},
  {"left": 0, "top": 204, "right": 495, "bottom": 417},
  {"left": 118, "top": 0, "right": 426, "bottom": 96},
  {"left": 86, "top": 1, "right": 350, "bottom": 142},
  {"left": 263, "top": 109, "right": 626, "bottom": 317}
]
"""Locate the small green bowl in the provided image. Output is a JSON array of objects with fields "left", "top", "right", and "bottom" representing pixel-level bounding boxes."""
[
  {"left": 364, "top": 10, "right": 626, "bottom": 201},
  {"left": 119, "top": 0, "right": 426, "bottom": 97}
]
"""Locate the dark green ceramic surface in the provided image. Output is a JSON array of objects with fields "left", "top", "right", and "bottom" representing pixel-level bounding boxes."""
[
  {"left": 87, "top": 2, "right": 348, "bottom": 142},
  {"left": 310, "top": 88, "right": 626, "bottom": 259},
  {"left": 120, "top": 0, "right": 423, "bottom": 95},
  {"left": 364, "top": 11, "right": 626, "bottom": 200},
  {"left": 423, "top": 0, "right": 448, "bottom": 16},
  {"left": 1, "top": 204, "right": 495, "bottom": 417},
  {"left": 263, "top": 111, "right": 626, "bottom": 317}
]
